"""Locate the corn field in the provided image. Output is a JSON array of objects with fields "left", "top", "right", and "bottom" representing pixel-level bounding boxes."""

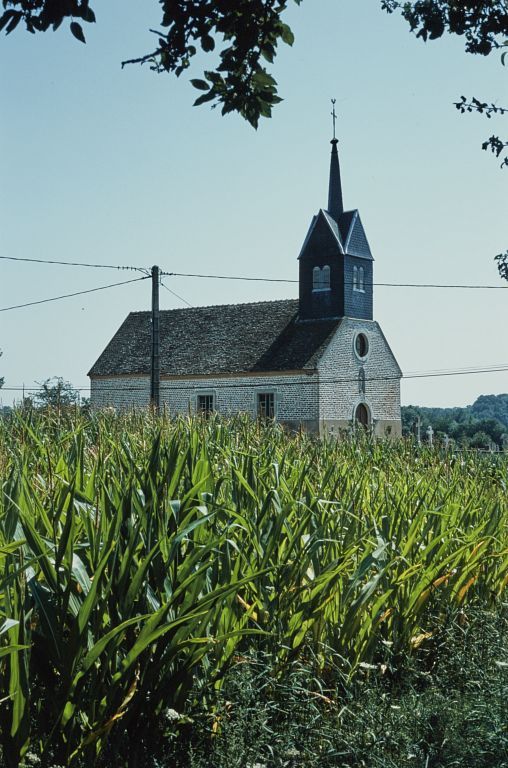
[{"left": 0, "top": 410, "right": 506, "bottom": 766}]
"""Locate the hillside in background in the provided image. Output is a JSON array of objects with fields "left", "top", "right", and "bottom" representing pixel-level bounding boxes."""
[{"left": 402, "top": 394, "right": 508, "bottom": 449}]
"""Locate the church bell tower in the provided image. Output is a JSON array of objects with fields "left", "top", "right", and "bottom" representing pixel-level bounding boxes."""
[{"left": 298, "top": 104, "right": 374, "bottom": 322}]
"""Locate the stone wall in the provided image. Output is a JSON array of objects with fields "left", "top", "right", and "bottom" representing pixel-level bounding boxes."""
[
  {"left": 317, "top": 318, "right": 401, "bottom": 437},
  {"left": 90, "top": 376, "right": 150, "bottom": 409},
  {"left": 91, "top": 372, "right": 320, "bottom": 431}
]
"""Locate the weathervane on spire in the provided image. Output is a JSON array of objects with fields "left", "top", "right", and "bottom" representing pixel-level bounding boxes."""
[{"left": 331, "top": 98, "right": 337, "bottom": 142}]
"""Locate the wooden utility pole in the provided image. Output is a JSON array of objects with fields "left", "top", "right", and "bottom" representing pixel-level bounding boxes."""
[{"left": 150, "top": 265, "right": 160, "bottom": 411}]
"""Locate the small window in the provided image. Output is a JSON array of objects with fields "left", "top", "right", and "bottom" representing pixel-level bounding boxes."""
[
  {"left": 358, "top": 367, "right": 366, "bottom": 394},
  {"left": 197, "top": 393, "right": 214, "bottom": 416},
  {"left": 257, "top": 392, "right": 275, "bottom": 419},
  {"left": 354, "top": 333, "right": 369, "bottom": 360},
  {"left": 312, "top": 265, "right": 331, "bottom": 291},
  {"left": 353, "top": 265, "right": 365, "bottom": 292}
]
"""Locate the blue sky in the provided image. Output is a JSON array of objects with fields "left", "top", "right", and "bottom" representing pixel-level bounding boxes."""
[{"left": 1, "top": 0, "right": 507, "bottom": 407}]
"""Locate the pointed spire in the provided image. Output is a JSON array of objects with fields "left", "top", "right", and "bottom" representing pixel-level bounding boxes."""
[{"left": 327, "top": 99, "right": 344, "bottom": 222}]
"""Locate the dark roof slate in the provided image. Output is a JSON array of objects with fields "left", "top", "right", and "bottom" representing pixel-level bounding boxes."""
[
  {"left": 344, "top": 211, "right": 373, "bottom": 260},
  {"left": 88, "top": 299, "right": 341, "bottom": 378},
  {"left": 336, "top": 210, "right": 373, "bottom": 260},
  {"left": 337, "top": 210, "right": 356, "bottom": 244}
]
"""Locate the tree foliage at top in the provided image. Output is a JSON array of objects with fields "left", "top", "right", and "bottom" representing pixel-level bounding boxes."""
[
  {"left": 2, "top": 1, "right": 506, "bottom": 129},
  {"left": 382, "top": 1, "right": 507, "bottom": 55},
  {"left": 383, "top": 1, "right": 508, "bottom": 167},
  {"left": 2, "top": 0, "right": 506, "bottom": 278},
  {"left": 0, "top": 0, "right": 301, "bottom": 128}
]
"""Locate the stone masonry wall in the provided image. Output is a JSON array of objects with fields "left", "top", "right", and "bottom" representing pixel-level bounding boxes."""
[
  {"left": 91, "top": 377, "right": 150, "bottom": 409},
  {"left": 91, "top": 372, "right": 320, "bottom": 429},
  {"left": 317, "top": 318, "right": 401, "bottom": 435}
]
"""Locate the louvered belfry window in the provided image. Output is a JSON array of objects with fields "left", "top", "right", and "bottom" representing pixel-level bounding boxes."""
[{"left": 313, "top": 265, "right": 331, "bottom": 291}]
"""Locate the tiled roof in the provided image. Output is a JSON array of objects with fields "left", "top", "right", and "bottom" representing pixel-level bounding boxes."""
[{"left": 88, "top": 299, "right": 341, "bottom": 378}]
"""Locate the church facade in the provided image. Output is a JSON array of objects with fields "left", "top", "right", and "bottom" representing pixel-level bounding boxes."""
[{"left": 88, "top": 136, "right": 402, "bottom": 437}]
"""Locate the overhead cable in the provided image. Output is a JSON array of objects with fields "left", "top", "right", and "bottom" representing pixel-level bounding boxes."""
[
  {"left": 4, "top": 363, "right": 508, "bottom": 394},
  {"left": 160, "top": 280, "right": 192, "bottom": 307},
  {"left": 0, "top": 255, "right": 147, "bottom": 273},
  {"left": 161, "top": 271, "right": 508, "bottom": 289},
  {"left": 1, "top": 257, "right": 505, "bottom": 288},
  {"left": 0, "top": 276, "right": 149, "bottom": 313}
]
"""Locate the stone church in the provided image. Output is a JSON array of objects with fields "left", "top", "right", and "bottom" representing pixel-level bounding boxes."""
[{"left": 89, "top": 134, "right": 402, "bottom": 437}]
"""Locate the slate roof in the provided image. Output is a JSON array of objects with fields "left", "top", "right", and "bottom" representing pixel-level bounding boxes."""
[
  {"left": 299, "top": 208, "right": 373, "bottom": 261},
  {"left": 298, "top": 209, "right": 344, "bottom": 258},
  {"left": 342, "top": 210, "right": 373, "bottom": 260},
  {"left": 88, "top": 299, "right": 341, "bottom": 378}
]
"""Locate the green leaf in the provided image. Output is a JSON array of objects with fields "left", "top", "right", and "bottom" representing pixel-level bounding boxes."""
[
  {"left": 82, "top": 7, "right": 96, "bottom": 23},
  {"left": 70, "top": 21, "right": 86, "bottom": 44},
  {"left": 194, "top": 91, "right": 216, "bottom": 107},
  {"left": 190, "top": 79, "right": 210, "bottom": 91},
  {"left": 280, "top": 23, "right": 295, "bottom": 46},
  {"left": 3, "top": 11, "right": 21, "bottom": 35},
  {"left": 201, "top": 34, "right": 215, "bottom": 52}
]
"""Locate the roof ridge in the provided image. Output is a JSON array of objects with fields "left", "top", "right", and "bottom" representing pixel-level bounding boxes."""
[{"left": 129, "top": 297, "right": 298, "bottom": 316}]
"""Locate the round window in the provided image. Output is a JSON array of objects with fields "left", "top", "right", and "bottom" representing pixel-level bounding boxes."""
[{"left": 354, "top": 333, "right": 369, "bottom": 359}]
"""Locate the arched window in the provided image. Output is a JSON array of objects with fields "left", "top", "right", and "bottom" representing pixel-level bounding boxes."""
[
  {"left": 355, "top": 403, "right": 369, "bottom": 428},
  {"left": 359, "top": 267, "right": 365, "bottom": 292},
  {"left": 312, "top": 265, "right": 331, "bottom": 291},
  {"left": 353, "top": 265, "right": 358, "bottom": 290}
]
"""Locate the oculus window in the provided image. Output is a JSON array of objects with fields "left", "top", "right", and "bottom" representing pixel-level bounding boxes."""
[{"left": 354, "top": 333, "right": 369, "bottom": 360}]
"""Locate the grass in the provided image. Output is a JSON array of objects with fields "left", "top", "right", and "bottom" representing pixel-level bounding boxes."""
[{"left": 0, "top": 408, "right": 506, "bottom": 767}]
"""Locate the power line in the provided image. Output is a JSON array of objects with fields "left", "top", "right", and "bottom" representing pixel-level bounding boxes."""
[
  {"left": 2, "top": 256, "right": 506, "bottom": 288},
  {"left": 4, "top": 363, "right": 508, "bottom": 394},
  {"left": 160, "top": 280, "right": 192, "bottom": 308},
  {"left": 0, "top": 255, "right": 147, "bottom": 273},
  {"left": 162, "top": 271, "right": 298, "bottom": 283},
  {"left": 0, "top": 276, "right": 149, "bottom": 313},
  {"left": 161, "top": 271, "right": 508, "bottom": 290}
]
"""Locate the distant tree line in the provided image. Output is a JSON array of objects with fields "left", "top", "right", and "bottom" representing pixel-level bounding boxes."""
[
  {"left": 0, "top": 377, "right": 87, "bottom": 416},
  {"left": 402, "top": 394, "right": 508, "bottom": 449}
]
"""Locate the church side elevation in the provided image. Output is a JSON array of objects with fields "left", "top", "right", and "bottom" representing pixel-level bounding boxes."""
[{"left": 88, "top": 136, "right": 402, "bottom": 437}]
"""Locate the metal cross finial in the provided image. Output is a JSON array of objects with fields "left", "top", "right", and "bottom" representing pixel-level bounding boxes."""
[{"left": 331, "top": 98, "right": 337, "bottom": 140}]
